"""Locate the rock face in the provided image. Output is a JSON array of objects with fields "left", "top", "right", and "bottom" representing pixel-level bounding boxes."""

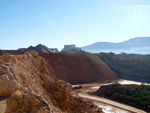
[
  {"left": 0, "top": 64, "right": 18, "bottom": 97},
  {"left": 0, "top": 44, "right": 58, "bottom": 55},
  {"left": 0, "top": 51, "right": 103, "bottom": 113},
  {"left": 41, "top": 53, "right": 118, "bottom": 84},
  {"left": 98, "top": 53, "right": 150, "bottom": 83}
]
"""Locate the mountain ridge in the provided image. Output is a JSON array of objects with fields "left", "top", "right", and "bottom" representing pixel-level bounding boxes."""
[
  {"left": 0, "top": 44, "right": 58, "bottom": 55},
  {"left": 81, "top": 37, "right": 150, "bottom": 54}
]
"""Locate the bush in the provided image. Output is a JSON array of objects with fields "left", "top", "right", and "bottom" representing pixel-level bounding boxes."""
[{"left": 95, "top": 84, "right": 150, "bottom": 112}]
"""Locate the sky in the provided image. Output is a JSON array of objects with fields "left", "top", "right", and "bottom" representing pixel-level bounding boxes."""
[{"left": 0, "top": 0, "right": 150, "bottom": 50}]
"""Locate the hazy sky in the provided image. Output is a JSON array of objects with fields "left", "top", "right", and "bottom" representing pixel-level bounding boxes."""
[{"left": 0, "top": 0, "right": 150, "bottom": 50}]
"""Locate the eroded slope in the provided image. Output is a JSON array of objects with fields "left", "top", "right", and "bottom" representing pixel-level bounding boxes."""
[
  {"left": 0, "top": 51, "right": 103, "bottom": 113},
  {"left": 41, "top": 53, "right": 118, "bottom": 84},
  {"left": 98, "top": 53, "right": 150, "bottom": 83}
]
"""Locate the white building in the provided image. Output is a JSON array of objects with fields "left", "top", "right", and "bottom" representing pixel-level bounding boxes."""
[{"left": 64, "top": 44, "right": 76, "bottom": 50}]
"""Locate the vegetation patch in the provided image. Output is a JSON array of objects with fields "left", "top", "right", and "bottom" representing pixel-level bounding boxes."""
[{"left": 94, "top": 84, "right": 150, "bottom": 112}]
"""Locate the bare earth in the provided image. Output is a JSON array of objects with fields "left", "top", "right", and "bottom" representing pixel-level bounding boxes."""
[
  {"left": 73, "top": 79, "right": 148, "bottom": 113},
  {"left": 0, "top": 98, "right": 7, "bottom": 113}
]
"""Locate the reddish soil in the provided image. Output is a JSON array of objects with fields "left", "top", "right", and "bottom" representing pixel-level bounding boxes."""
[{"left": 41, "top": 53, "right": 118, "bottom": 84}]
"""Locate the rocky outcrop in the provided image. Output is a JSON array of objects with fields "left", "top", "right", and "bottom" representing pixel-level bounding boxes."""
[
  {"left": 0, "top": 51, "right": 103, "bottom": 113},
  {"left": 0, "top": 44, "right": 58, "bottom": 55},
  {"left": 6, "top": 90, "right": 54, "bottom": 113},
  {"left": 41, "top": 53, "right": 118, "bottom": 84},
  {"left": 98, "top": 53, "right": 150, "bottom": 83}
]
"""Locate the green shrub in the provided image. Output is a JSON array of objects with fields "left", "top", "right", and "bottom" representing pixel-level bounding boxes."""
[{"left": 96, "top": 84, "right": 150, "bottom": 112}]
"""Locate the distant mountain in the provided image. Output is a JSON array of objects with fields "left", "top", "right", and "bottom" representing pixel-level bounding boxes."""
[
  {"left": 0, "top": 44, "right": 58, "bottom": 55},
  {"left": 81, "top": 37, "right": 150, "bottom": 54}
]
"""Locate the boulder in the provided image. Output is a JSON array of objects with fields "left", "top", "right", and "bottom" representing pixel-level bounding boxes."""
[
  {"left": 0, "top": 64, "right": 18, "bottom": 97},
  {"left": 25, "top": 50, "right": 39, "bottom": 57}
]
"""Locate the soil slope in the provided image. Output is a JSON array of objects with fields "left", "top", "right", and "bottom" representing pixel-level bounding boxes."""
[
  {"left": 0, "top": 51, "right": 102, "bottom": 113},
  {"left": 41, "top": 53, "right": 118, "bottom": 84}
]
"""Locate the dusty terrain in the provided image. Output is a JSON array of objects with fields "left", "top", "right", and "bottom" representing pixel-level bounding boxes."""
[
  {"left": 0, "top": 51, "right": 103, "bottom": 113},
  {"left": 41, "top": 53, "right": 118, "bottom": 84},
  {"left": 72, "top": 79, "right": 147, "bottom": 113}
]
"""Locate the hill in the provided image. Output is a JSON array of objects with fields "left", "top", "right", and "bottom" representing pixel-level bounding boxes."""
[
  {"left": 0, "top": 44, "right": 58, "bottom": 55},
  {"left": 41, "top": 53, "right": 118, "bottom": 84},
  {"left": 0, "top": 51, "right": 102, "bottom": 113},
  {"left": 81, "top": 37, "right": 150, "bottom": 54}
]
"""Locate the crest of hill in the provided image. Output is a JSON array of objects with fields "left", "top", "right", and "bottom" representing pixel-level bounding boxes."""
[{"left": 0, "top": 44, "right": 58, "bottom": 55}]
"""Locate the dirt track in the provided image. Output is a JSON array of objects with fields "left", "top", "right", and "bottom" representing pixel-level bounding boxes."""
[
  {"left": 73, "top": 79, "right": 147, "bottom": 113},
  {"left": 78, "top": 93, "right": 146, "bottom": 113}
]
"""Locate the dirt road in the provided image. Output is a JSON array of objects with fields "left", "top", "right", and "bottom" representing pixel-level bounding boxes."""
[
  {"left": 72, "top": 79, "right": 148, "bottom": 113},
  {"left": 78, "top": 93, "right": 146, "bottom": 113}
]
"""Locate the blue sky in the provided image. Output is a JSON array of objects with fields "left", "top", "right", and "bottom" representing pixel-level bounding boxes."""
[{"left": 0, "top": 0, "right": 150, "bottom": 50}]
